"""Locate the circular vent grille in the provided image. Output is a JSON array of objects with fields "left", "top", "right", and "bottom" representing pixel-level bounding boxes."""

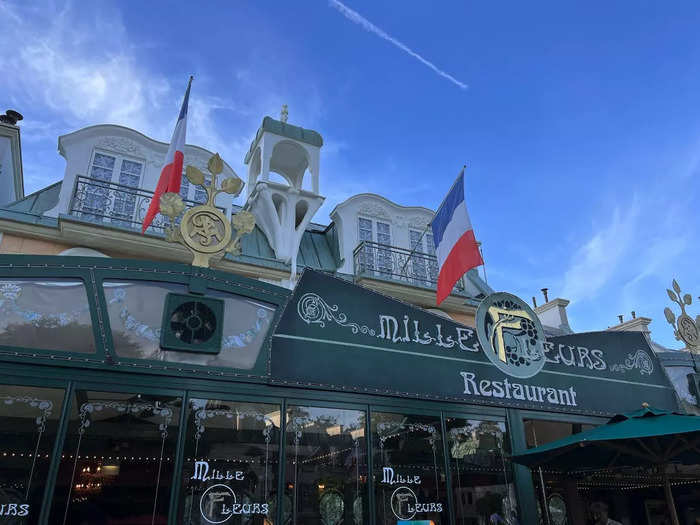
[{"left": 170, "top": 301, "right": 217, "bottom": 344}]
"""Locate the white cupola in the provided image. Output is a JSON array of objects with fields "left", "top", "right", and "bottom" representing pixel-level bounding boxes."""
[{"left": 243, "top": 107, "right": 325, "bottom": 275}]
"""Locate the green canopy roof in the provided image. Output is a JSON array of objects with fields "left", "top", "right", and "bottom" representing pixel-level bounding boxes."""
[{"left": 512, "top": 405, "right": 700, "bottom": 470}]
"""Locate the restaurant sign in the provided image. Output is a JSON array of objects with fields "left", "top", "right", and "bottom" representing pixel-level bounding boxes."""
[{"left": 271, "top": 270, "right": 678, "bottom": 415}]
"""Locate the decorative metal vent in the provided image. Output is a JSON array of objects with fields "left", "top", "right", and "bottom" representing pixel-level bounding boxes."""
[{"left": 160, "top": 293, "right": 224, "bottom": 354}]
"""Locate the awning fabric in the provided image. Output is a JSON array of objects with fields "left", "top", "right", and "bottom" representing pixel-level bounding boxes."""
[{"left": 512, "top": 405, "right": 700, "bottom": 470}]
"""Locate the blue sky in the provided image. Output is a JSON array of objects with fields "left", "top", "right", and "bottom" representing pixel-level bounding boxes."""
[{"left": 1, "top": 1, "right": 699, "bottom": 348}]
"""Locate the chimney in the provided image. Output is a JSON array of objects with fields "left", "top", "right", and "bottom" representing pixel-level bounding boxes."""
[
  {"left": 534, "top": 288, "right": 572, "bottom": 332},
  {"left": 608, "top": 313, "right": 652, "bottom": 334},
  {"left": 0, "top": 109, "right": 24, "bottom": 205},
  {"left": 0, "top": 110, "right": 23, "bottom": 126}
]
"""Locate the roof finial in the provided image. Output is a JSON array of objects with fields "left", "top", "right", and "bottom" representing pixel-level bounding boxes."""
[
  {"left": 280, "top": 104, "right": 288, "bottom": 123},
  {"left": 642, "top": 402, "right": 649, "bottom": 408}
]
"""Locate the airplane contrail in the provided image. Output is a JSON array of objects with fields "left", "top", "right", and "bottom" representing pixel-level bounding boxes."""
[{"left": 329, "top": 0, "right": 468, "bottom": 90}]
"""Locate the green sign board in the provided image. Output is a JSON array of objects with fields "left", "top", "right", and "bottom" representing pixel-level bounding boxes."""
[{"left": 271, "top": 270, "right": 678, "bottom": 416}]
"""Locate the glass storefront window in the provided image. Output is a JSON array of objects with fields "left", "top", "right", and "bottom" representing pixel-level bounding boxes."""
[
  {"left": 525, "top": 419, "right": 617, "bottom": 525},
  {"left": 103, "top": 281, "right": 275, "bottom": 369},
  {"left": 50, "top": 391, "right": 181, "bottom": 525},
  {"left": 285, "top": 405, "right": 368, "bottom": 525},
  {"left": 445, "top": 417, "right": 516, "bottom": 525},
  {"left": 177, "top": 399, "right": 281, "bottom": 525},
  {"left": 371, "top": 411, "right": 448, "bottom": 525},
  {"left": 0, "top": 279, "right": 95, "bottom": 353},
  {"left": 0, "top": 384, "right": 65, "bottom": 524}
]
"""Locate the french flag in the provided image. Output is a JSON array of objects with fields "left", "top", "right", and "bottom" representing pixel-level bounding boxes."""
[
  {"left": 141, "top": 76, "right": 192, "bottom": 233},
  {"left": 431, "top": 168, "right": 483, "bottom": 305}
]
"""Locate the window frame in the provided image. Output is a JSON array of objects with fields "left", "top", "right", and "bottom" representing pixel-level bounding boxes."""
[{"left": 84, "top": 149, "right": 146, "bottom": 226}]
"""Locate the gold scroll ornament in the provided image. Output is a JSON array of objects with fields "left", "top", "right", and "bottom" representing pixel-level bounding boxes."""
[
  {"left": 159, "top": 153, "right": 256, "bottom": 268},
  {"left": 664, "top": 279, "right": 700, "bottom": 354}
]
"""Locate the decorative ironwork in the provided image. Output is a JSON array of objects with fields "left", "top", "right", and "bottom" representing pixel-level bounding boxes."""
[
  {"left": 68, "top": 175, "right": 218, "bottom": 235},
  {"left": 352, "top": 240, "right": 466, "bottom": 295},
  {"left": 159, "top": 153, "right": 256, "bottom": 267},
  {"left": 297, "top": 292, "right": 376, "bottom": 335},
  {"left": 664, "top": 279, "right": 700, "bottom": 353}
]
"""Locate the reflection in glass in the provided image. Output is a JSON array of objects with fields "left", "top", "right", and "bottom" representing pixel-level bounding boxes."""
[
  {"left": 372, "top": 412, "right": 448, "bottom": 525},
  {"left": 0, "top": 385, "right": 65, "bottom": 524},
  {"left": 285, "top": 406, "right": 368, "bottom": 525},
  {"left": 445, "top": 417, "right": 516, "bottom": 525},
  {"left": 178, "top": 399, "right": 281, "bottom": 524},
  {"left": 50, "top": 391, "right": 181, "bottom": 525},
  {"left": 0, "top": 279, "right": 95, "bottom": 353},
  {"left": 103, "top": 281, "right": 275, "bottom": 369}
]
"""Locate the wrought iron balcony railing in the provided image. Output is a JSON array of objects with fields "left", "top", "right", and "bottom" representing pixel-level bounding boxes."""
[
  {"left": 68, "top": 175, "right": 219, "bottom": 234},
  {"left": 352, "top": 240, "right": 466, "bottom": 294}
]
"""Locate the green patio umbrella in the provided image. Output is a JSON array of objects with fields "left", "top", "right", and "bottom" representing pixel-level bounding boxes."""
[{"left": 511, "top": 403, "right": 700, "bottom": 525}]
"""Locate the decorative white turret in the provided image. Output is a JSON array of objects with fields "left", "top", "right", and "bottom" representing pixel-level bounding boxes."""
[{"left": 243, "top": 108, "right": 325, "bottom": 277}]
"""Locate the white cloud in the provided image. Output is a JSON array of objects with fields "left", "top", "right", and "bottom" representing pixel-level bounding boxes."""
[
  {"left": 561, "top": 200, "right": 640, "bottom": 303},
  {"left": 328, "top": 0, "right": 468, "bottom": 90},
  {"left": 0, "top": 2, "right": 171, "bottom": 136},
  {"left": 0, "top": 1, "right": 286, "bottom": 193}
]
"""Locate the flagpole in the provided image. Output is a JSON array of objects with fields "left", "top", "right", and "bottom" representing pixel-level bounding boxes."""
[
  {"left": 480, "top": 244, "right": 488, "bottom": 285},
  {"left": 398, "top": 164, "right": 466, "bottom": 277}
]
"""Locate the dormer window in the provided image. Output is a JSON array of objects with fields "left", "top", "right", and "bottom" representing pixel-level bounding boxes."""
[
  {"left": 357, "top": 217, "right": 393, "bottom": 275},
  {"left": 88, "top": 152, "right": 143, "bottom": 187},
  {"left": 80, "top": 150, "right": 144, "bottom": 227}
]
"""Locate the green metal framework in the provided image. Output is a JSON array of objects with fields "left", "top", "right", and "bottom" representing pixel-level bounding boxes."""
[{"left": 0, "top": 254, "right": 608, "bottom": 524}]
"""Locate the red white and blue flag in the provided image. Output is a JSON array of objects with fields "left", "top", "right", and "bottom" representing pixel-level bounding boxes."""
[
  {"left": 141, "top": 76, "right": 192, "bottom": 233},
  {"left": 431, "top": 168, "right": 483, "bottom": 305}
]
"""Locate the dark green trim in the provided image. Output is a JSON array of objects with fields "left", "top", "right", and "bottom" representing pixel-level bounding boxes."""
[
  {"left": 507, "top": 408, "right": 538, "bottom": 525},
  {"left": 517, "top": 408, "right": 608, "bottom": 426},
  {"left": 0, "top": 255, "right": 290, "bottom": 380},
  {"left": 168, "top": 390, "right": 190, "bottom": 525},
  {"left": 39, "top": 381, "right": 73, "bottom": 525},
  {"left": 440, "top": 413, "right": 456, "bottom": 525},
  {"left": 276, "top": 397, "right": 288, "bottom": 525},
  {"left": 366, "top": 404, "right": 375, "bottom": 525}
]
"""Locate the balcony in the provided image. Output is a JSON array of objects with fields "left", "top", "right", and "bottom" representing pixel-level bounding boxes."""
[
  {"left": 352, "top": 240, "right": 466, "bottom": 295},
  {"left": 68, "top": 175, "right": 215, "bottom": 234}
]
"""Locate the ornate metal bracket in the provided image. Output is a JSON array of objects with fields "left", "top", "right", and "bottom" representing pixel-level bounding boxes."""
[
  {"left": 159, "top": 153, "right": 256, "bottom": 267},
  {"left": 664, "top": 279, "right": 700, "bottom": 353}
]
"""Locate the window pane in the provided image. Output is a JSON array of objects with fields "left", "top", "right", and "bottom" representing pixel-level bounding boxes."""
[
  {"left": 0, "top": 279, "right": 95, "bottom": 353},
  {"left": 286, "top": 406, "right": 368, "bottom": 525},
  {"left": 112, "top": 160, "right": 143, "bottom": 227},
  {"left": 177, "top": 399, "right": 281, "bottom": 524},
  {"left": 358, "top": 218, "right": 372, "bottom": 241},
  {"left": 104, "top": 281, "right": 275, "bottom": 369},
  {"left": 120, "top": 160, "right": 142, "bottom": 178},
  {"left": 85, "top": 153, "right": 116, "bottom": 219},
  {"left": 372, "top": 411, "right": 448, "bottom": 524},
  {"left": 376, "top": 222, "right": 390, "bottom": 244},
  {"left": 179, "top": 175, "right": 190, "bottom": 200},
  {"left": 409, "top": 230, "right": 428, "bottom": 283},
  {"left": 445, "top": 417, "right": 517, "bottom": 525},
  {"left": 50, "top": 391, "right": 182, "bottom": 524},
  {"left": 358, "top": 219, "right": 375, "bottom": 273},
  {"left": 92, "top": 153, "right": 116, "bottom": 172},
  {"left": 0, "top": 384, "right": 65, "bottom": 524},
  {"left": 193, "top": 177, "right": 210, "bottom": 204},
  {"left": 426, "top": 234, "right": 438, "bottom": 282}
]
